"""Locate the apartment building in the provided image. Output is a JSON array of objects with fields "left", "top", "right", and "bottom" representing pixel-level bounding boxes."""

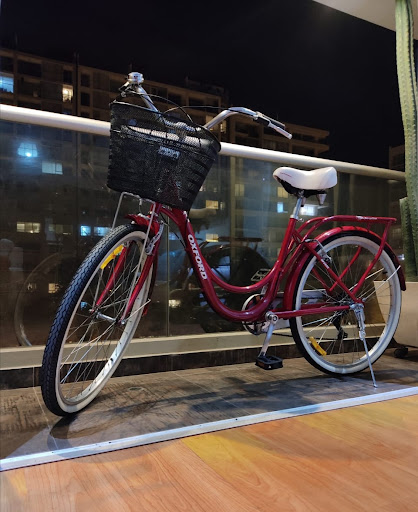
[
  {"left": 0, "top": 48, "right": 332, "bottom": 346},
  {"left": 0, "top": 48, "right": 330, "bottom": 155}
]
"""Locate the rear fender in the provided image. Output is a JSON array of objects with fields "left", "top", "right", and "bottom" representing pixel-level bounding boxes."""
[{"left": 283, "top": 226, "right": 406, "bottom": 310}]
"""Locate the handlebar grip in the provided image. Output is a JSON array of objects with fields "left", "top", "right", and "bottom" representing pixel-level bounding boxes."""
[
  {"left": 264, "top": 115, "right": 286, "bottom": 130},
  {"left": 255, "top": 112, "right": 285, "bottom": 130},
  {"left": 268, "top": 122, "right": 292, "bottom": 139},
  {"left": 253, "top": 112, "right": 292, "bottom": 139}
]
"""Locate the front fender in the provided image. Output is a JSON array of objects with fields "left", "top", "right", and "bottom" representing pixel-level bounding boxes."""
[{"left": 283, "top": 226, "right": 406, "bottom": 310}]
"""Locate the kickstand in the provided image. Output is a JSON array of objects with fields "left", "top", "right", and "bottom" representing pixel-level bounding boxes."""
[
  {"left": 255, "top": 313, "right": 283, "bottom": 370},
  {"left": 352, "top": 304, "right": 378, "bottom": 388}
]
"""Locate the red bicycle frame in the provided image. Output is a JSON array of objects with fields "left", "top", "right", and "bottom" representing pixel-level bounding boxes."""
[{"left": 111, "top": 203, "right": 405, "bottom": 326}]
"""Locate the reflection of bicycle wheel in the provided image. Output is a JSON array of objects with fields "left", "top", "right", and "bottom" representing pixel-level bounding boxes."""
[{"left": 14, "top": 253, "right": 80, "bottom": 346}]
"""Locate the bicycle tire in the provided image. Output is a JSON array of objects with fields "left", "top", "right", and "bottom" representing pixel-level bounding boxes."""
[
  {"left": 41, "top": 224, "right": 155, "bottom": 416},
  {"left": 290, "top": 231, "right": 401, "bottom": 375}
]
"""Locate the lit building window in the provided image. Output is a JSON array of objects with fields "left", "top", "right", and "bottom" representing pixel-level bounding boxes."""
[
  {"left": 235, "top": 183, "right": 245, "bottom": 196},
  {"left": 16, "top": 222, "right": 41, "bottom": 233},
  {"left": 48, "top": 224, "right": 72, "bottom": 235},
  {"left": 0, "top": 74, "right": 14, "bottom": 93},
  {"left": 48, "top": 283, "right": 60, "bottom": 294},
  {"left": 42, "top": 161, "right": 63, "bottom": 175},
  {"left": 277, "top": 202, "right": 284, "bottom": 213},
  {"left": 17, "top": 142, "right": 38, "bottom": 158},
  {"left": 205, "top": 200, "right": 219, "bottom": 209},
  {"left": 302, "top": 205, "right": 316, "bottom": 216},
  {"left": 277, "top": 187, "right": 288, "bottom": 198},
  {"left": 62, "top": 85, "right": 73, "bottom": 102},
  {"left": 80, "top": 225, "right": 91, "bottom": 236},
  {"left": 94, "top": 227, "right": 110, "bottom": 237},
  {"left": 206, "top": 233, "right": 219, "bottom": 242}
]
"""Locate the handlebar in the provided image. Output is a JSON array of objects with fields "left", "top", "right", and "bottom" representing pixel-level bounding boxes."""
[
  {"left": 204, "top": 107, "right": 292, "bottom": 139},
  {"left": 119, "top": 72, "right": 292, "bottom": 139}
]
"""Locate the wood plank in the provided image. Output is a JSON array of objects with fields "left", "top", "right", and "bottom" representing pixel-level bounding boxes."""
[
  {"left": 1, "top": 396, "right": 417, "bottom": 512},
  {"left": 0, "top": 439, "right": 256, "bottom": 512},
  {"left": 184, "top": 395, "right": 418, "bottom": 512}
]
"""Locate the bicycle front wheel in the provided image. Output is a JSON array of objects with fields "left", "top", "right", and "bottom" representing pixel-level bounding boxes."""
[
  {"left": 41, "top": 224, "right": 154, "bottom": 416},
  {"left": 290, "top": 232, "right": 401, "bottom": 375}
]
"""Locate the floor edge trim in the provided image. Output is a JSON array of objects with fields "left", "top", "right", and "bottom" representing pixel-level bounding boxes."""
[{"left": 2, "top": 386, "right": 418, "bottom": 471}]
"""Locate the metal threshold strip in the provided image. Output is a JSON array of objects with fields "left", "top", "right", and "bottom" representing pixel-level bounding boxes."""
[{"left": 1, "top": 386, "right": 417, "bottom": 472}]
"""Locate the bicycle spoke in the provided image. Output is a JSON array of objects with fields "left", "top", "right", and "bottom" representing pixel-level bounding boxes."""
[
  {"left": 291, "top": 233, "right": 401, "bottom": 375},
  {"left": 41, "top": 226, "right": 155, "bottom": 414}
]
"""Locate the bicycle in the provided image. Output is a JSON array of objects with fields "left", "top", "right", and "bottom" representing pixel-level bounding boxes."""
[{"left": 41, "top": 72, "right": 405, "bottom": 416}]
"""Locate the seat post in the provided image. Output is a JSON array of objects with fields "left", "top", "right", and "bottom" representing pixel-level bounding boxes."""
[{"left": 290, "top": 195, "right": 304, "bottom": 220}]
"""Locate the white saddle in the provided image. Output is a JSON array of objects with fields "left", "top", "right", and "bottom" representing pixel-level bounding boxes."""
[{"left": 273, "top": 166, "right": 337, "bottom": 191}]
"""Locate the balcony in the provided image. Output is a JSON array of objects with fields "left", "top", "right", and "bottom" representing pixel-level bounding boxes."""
[{"left": 0, "top": 104, "right": 407, "bottom": 386}]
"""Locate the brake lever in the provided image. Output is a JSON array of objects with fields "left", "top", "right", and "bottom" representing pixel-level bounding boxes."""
[
  {"left": 118, "top": 81, "right": 131, "bottom": 93},
  {"left": 253, "top": 112, "right": 292, "bottom": 139}
]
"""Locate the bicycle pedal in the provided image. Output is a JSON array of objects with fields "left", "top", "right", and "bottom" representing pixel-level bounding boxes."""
[{"left": 255, "top": 355, "right": 283, "bottom": 370}]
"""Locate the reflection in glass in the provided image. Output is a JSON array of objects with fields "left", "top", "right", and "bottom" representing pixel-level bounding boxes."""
[{"left": 0, "top": 120, "right": 406, "bottom": 348}]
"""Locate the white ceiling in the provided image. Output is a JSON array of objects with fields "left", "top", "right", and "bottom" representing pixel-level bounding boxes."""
[{"left": 312, "top": 0, "right": 418, "bottom": 39}]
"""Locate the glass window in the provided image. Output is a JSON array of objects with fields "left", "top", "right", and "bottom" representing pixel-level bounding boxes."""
[
  {"left": 81, "top": 73, "right": 90, "bottom": 87},
  {"left": 18, "top": 60, "right": 41, "bottom": 77},
  {"left": 42, "top": 161, "right": 63, "bottom": 175},
  {"left": 94, "top": 226, "right": 110, "bottom": 237},
  {"left": 235, "top": 183, "right": 245, "bottom": 196},
  {"left": 205, "top": 200, "right": 219, "bottom": 209},
  {"left": 19, "top": 78, "right": 41, "bottom": 98},
  {"left": 0, "top": 55, "right": 14, "bottom": 72},
  {"left": 301, "top": 204, "right": 316, "bottom": 216},
  {"left": 80, "top": 225, "right": 91, "bottom": 236},
  {"left": 48, "top": 283, "right": 60, "bottom": 294},
  {"left": 80, "top": 92, "right": 90, "bottom": 106},
  {"left": 62, "top": 85, "right": 73, "bottom": 102},
  {"left": 48, "top": 224, "right": 72, "bottom": 234},
  {"left": 63, "top": 69, "right": 73, "bottom": 84},
  {"left": 16, "top": 222, "right": 41, "bottom": 233},
  {"left": 0, "top": 74, "right": 14, "bottom": 93},
  {"left": 17, "top": 142, "right": 38, "bottom": 158}
]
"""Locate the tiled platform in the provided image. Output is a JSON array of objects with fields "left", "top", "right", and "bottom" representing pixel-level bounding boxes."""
[{"left": 1, "top": 349, "right": 417, "bottom": 471}]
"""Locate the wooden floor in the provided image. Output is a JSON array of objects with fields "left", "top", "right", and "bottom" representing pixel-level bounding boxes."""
[{"left": 1, "top": 395, "right": 417, "bottom": 512}]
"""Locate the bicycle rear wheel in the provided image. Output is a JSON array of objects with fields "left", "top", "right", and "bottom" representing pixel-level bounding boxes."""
[
  {"left": 41, "top": 224, "right": 154, "bottom": 416},
  {"left": 290, "top": 232, "right": 401, "bottom": 375}
]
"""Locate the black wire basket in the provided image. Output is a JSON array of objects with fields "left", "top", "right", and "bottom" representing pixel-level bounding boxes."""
[{"left": 107, "top": 102, "right": 221, "bottom": 210}]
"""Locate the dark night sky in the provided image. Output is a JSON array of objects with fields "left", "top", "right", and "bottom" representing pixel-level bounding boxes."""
[{"left": 0, "top": 0, "right": 406, "bottom": 168}]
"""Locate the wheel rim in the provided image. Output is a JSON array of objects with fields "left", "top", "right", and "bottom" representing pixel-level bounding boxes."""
[
  {"left": 294, "top": 235, "right": 401, "bottom": 374},
  {"left": 55, "top": 231, "right": 152, "bottom": 411}
]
